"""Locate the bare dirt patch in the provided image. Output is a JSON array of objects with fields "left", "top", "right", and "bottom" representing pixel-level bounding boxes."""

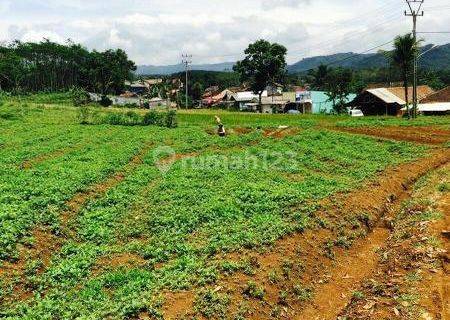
[
  {"left": 335, "top": 126, "right": 450, "bottom": 145},
  {"left": 339, "top": 163, "right": 450, "bottom": 320},
  {"left": 263, "top": 127, "right": 300, "bottom": 139},
  {"left": 160, "top": 149, "right": 450, "bottom": 319}
]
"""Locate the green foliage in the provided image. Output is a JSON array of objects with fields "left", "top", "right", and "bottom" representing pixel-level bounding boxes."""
[
  {"left": 391, "top": 33, "right": 419, "bottom": 118},
  {"left": 234, "top": 40, "right": 287, "bottom": 111},
  {"left": 172, "top": 70, "right": 240, "bottom": 92},
  {"left": 324, "top": 68, "right": 354, "bottom": 114},
  {"left": 70, "top": 87, "right": 90, "bottom": 107},
  {"left": 78, "top": 108, "right": 178, "bottom": 128},
  {"left": 243, "top": 281, "right": 265, "bottom": 300},
  {"left": 77, "top": 106, "right": 97, "bottom": 124},
  {"left": 194, "top": 289, "right": 230, "bottom": 319},
  {"left": 0, "top": 100, "right": 433, "bottom": 319},
  {"left": 191, "top": 82, "right": 204, "bottom": 101},
  {"left": 0, "top": 39, "right": 135, "bottom": 94},
  {"left": 99, "top": 95, "right": 113, "bottom": 107}
]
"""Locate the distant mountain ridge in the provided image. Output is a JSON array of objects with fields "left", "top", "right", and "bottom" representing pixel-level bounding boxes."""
[
  {"left": 136, "top": 62, "right": 235, "bottom": 75},
  {"left": 136, "top": 43, "right": 450, "bottom": 75}
]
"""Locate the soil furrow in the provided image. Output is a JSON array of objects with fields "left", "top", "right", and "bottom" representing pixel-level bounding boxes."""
[
  {"left": 333, "top": 126, "right": 450, "bottom": 146},
  {"left": 0, "top": 141, "right": 155, "bottom": 302},
  {"left": 160, "top": 149, "right": 450, "bottom": 319}
]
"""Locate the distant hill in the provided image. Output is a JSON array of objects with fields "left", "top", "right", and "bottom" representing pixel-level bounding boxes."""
[
  {"left": 136, "top": 62, "right": 235, "bottom": 75},
  {"left": 288, "top": 43, "right": 450, "bottom": 73},
  {"left": 136, "top": 43, "right": 450, "bottom": 75}
]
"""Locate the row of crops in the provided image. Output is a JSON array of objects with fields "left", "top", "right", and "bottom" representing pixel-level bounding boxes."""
[{"left": 0, "top": 103, "right": 430, "bottom": 318}]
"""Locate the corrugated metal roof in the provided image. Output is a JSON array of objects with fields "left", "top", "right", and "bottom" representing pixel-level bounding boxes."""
[
  {"left": 402, "top": 102, "right": 450, "bottom": 112},
  {"left": 232, "top": 91, "right": 268, "bottom": 102},
  {"left": 366, "top": 88, "right": 406, "bottom": 104},
  {"left": 420, "top": 86, "right": 450, "bottom": 103}
]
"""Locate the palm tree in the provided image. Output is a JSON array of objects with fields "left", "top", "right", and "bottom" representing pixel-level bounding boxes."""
[{"left": 391, "top": 34, "right": 417, "bottom": 119}]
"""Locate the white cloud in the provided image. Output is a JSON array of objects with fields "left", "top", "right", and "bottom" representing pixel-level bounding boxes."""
[{"left": 0, "top": 0, "right": 448, "bottom": 65}]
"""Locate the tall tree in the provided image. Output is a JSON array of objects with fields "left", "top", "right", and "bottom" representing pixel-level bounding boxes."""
[
  {"left": 325, "top": 68, "right": 354, "bottom": 114},
  {"left": 391, "top": 34, "right": 417, "bottom": 119},
  {"left": 191, "top": 82, "right": 204, "bottom": 101},
  {"left": 308, "top": 64, "right": 331, "bottom": 90},
  {"left": 0, "top": 40, "right": 135, "bottom": 95},
  {"left": 234, "top": 40, "right": 287, "bottom": 112}
]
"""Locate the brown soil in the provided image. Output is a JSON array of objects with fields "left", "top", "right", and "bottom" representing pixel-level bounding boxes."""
[
  {"left": 263, "top": 127, "right": 300, "bottom": 139},
  {"left": 335, "top": 126, "right": 450, "bottom": 145},
  {"left": 159, "top": 149, "right": 450, "bottom": 319},
  {"left": 92, "top": 253, "right": 147, "bottom": 276},
  {"left": 339, "top": 163, "right": 450, "bottom": 320},
  {"left": 0, "top": 142, "right": 154, "bottom": 302},
  {"left": 205, "top": 126, "right": 300, "bottom": 139}
]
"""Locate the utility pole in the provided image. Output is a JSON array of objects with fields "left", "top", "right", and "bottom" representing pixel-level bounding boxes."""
[
  {"left": 182, "top": 54, "right": 192, "bottom": 109},
  {"left": 405, "top": 0, "right": 424, "bottom": 119}
]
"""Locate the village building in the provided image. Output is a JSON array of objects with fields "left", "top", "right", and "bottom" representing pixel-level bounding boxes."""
[
  {"left": 230, "top": 91, "right": 269, "bottom": 111},
  {"left": 244, "top": 96, "right": 291, "bottom": 114},
  {"left": 124, "top": 79, "right": 163, "bottom": 95},
  {"left": 348, "top": 85, "right": 435, "bottom": 116},
  {"left": 410, "top": 86, "right": 450, "bottom": 115},
  {"left": 201, "top": 89, "right": 235, "bottom": 107}
]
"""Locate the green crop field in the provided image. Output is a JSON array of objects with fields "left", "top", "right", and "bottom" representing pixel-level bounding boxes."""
[{"left": 0, "top": 98, "right": 448, "bottom": 319}]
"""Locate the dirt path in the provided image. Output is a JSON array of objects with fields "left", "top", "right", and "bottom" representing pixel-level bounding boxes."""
[
  {"left": 338, "top": 163, "right": 449, "bottom": 320},
  {"left": 334, "top": 126, "right": 450, "bottom": 145},
  {"left": 159, "top": 149, "right": 450, "bottom": 320},
  {"left": 296, "top": 228, "right": 389, "bottom": 320}
]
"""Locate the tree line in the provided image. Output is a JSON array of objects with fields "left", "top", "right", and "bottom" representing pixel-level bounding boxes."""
[{"left": 0, "top": 39, "right": 136, "bottom": 94}]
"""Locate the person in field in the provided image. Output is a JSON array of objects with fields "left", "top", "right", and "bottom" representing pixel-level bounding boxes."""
[{"left": 215, "top": 116, "right": 226, "bottom": 137}]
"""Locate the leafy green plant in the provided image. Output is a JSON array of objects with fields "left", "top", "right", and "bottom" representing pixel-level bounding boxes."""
[
  {"left": 194, "top": 289, "right": 230, "bottom": 319},
  {"left": 243, "top": 281, "right": 265, "bottom": 300}
]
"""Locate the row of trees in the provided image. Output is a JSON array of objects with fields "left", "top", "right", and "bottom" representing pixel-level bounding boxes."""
[{"left": 0, "top": 39, "right": 136, "bottom": 94}]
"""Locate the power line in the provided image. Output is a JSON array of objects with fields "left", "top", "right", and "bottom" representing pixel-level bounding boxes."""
[
  {"left": 189, "top": 0, "right": 403, "bottom": 62},
  {"left": 405, "top": 0, "right": 424, "bottom": 119},
  {"left": 181, "top": 54, "right": 192, "bottom": 108},
  {"left": 417, "top": 31, "right": 450, "bottom": 34},
  {"left": 293, "top": 39, "right": 395, "bottom": 74}
]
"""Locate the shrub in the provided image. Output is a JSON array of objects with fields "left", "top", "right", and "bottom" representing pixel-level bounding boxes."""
[
  {"left": 100, "top": 95, "right": 112, "bottom": 107},
  {"left": 79, "top": 108, "right": 177, "bottom": 128},
  {"left": 142, "top": 110, "right": 161, "bottom": 126},
  {"left": 165, "top": 110, "right": 178, "bottom": 128},
  {"left": 70, "top": 87, "right": 90, "bottom": 107},
  {"left": 78, "top": 106, "right": 98, "bottom": 124}
]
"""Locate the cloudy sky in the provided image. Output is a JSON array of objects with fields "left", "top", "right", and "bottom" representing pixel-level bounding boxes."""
[{"left": 1, "top": 0, "right": 449, "bottom": 65}]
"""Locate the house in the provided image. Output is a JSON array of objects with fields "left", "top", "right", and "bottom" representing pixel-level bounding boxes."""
[
  {"left": 281, "top": 91, "right": 356, "bottom": 114},
  {"left": 143, "top": 79, "right": 163, "bottom": 87},
  {"left": 281, "top": 90, "right": 313, "bottom": 114},
  {"left": 202, "top": 89, "right": 235, "bottom": 107},
  {"left": 148, "top": 97, "right": 166, "bottom": 108},
  {"left": 124, "top": 78, "right": 163, "bottom": 95},
  {"left": 420, "top": 86, "right": 450, "bottom": 103},
  {"left": 231, "top": 91, "right": 268, "bottom": 110},
  {"left": 244, "top": 96, "right": 291, "bottom": 114},
  {"left": 412, "top": 86, "right": 450, "bottom": 115},
  {"left": 348, "top": 85, "right": 435, "bottom": 116},
  {"left": 125, "top": 81, "right": 148, "bottom": 95},
  {"left": 266, "top": 83, "right": 283, "bottom": 96},
  {"left": 202, "top": 86, "right": 221, "bottom": 99}
]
